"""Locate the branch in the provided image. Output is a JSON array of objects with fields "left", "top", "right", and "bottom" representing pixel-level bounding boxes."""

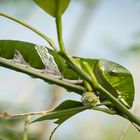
[
  {"left": 0, "top": 57, "right": 85, "bottom": 94},
  {"left": 55, "top": 16, "right": 65, "bottom": 53},
  {"left": 0, "top": 13, "right": 58, "bottom": 51},
  {"left": 0, "top": 110, "right": 51, "bottom": 118},
  {"left": 60, "top": 54, "right": 140, "bottom": 127}
]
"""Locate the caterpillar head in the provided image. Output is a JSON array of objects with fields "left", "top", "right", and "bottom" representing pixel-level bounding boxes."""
[{"left": 94, "top": 59, "right": 135, "bottom": 109}]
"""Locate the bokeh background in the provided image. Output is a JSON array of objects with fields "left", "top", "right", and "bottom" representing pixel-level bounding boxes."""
[{"left": 0, "top": 0, "right": 140, "bottom": 140}]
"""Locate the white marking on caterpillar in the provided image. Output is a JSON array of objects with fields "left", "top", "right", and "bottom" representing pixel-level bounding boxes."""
[
  {"left": 35, "top": 45, "right": 61, "bottom": 76},
  {"left": 13, "top": 50, "right": 45, "bottom": 73},
  {"left": 13, "top": 50, "right": 28, "bottom": 67},
  {"left": 0, "top": 52, "right": 83, "bottom": 84}
]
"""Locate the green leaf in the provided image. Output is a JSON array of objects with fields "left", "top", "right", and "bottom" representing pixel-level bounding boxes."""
[
  {"left": 33, "top": 0, "right": 71, "bottom": 17},
  {"left": 32, "top": 100, "right": 90, "bottom": 124},
  {"left": 31, "top": 100, "right": 90, "bottom": 140}
]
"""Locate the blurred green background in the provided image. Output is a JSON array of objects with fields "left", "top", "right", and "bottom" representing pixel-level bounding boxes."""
[{"left": 0, "top": 0, "right": 140, "bottom": 140}]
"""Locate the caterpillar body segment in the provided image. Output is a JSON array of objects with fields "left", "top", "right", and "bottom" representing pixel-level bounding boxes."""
[{"left": 0, "top": 40, "right": 135, "bottom": 108}]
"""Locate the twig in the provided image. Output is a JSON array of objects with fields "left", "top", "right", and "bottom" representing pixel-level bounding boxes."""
[
  {"left": 119, "top": 102, "right": 140, "bottom": 140},
  {"left": 0, "top": 13, "right": 58, "bottom": 51},
  {"left": 0, "top": 110, "right": 51, "bottom": 118},
  {"left": 0, "top": 57, "right": 85, "bottom": 94},
  {"left": 23, "top": 116, "right": 31, "bottom": 140},
  {"left": 64, "top": 59, "right": 140, "bottom": 126}
]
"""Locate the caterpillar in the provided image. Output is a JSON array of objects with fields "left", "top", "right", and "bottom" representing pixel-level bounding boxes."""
[{"left": 0, "top": 40, "right": 134, "bottom": 109}]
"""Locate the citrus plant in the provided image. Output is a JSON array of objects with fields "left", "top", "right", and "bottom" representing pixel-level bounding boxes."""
[{"left": 0, "top": 0, "right": 140, "bottom": 139}]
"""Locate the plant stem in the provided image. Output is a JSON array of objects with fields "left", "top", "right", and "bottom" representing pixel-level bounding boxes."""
[
  {"left": 98, "top": 87, "right": 140, "bottom": 125},
  {"left": 61, "top": 53, "right": 92, "bottom": 81},
  {"left": 0, "top": 111, "right": 50, "bottom": 118},
  {"left": 0, "top": 13, "right": 58, "bottom": 51},
  {"left": 55, "top": 16, "right": 66, "bottom": 53},
  {"left": 23, "top": 116, "right": 31, "bottom": 140},
  {"left": 91, "top": 106, "right": 117, "bottom": 115},
  {"left": 61, "top": 54, "right": 140, "bottom": 126},
  {"left": 84, "top": 61, "right": 140, "bottom": 125},
  {"left": 0, "top": 58, "right": 85, "bottom": 94}
]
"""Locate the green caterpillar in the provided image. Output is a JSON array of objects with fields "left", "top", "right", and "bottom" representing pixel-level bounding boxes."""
[{"left": 0, "top": 40, "right": 134, "bottom": 109}]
